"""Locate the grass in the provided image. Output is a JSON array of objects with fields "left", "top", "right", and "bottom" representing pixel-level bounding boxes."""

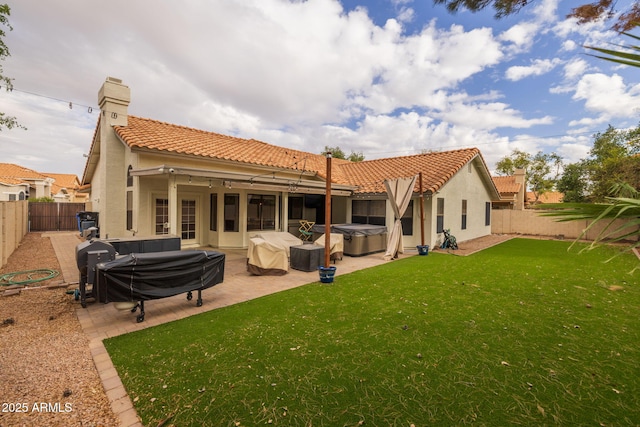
[{"left": 104, "top": 238, "right": 640, "bottom": 426}]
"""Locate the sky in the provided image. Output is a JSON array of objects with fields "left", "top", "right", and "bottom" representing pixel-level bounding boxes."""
[{"left": 1, "top": 0, "right": 640, "bottom": 179}]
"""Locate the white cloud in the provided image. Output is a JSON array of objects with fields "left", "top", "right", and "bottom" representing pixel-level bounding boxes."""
[
  {"left": 505, "top": 58, "right": 562, "bottom": 81},
  {"left": 2, "top": 0, "right": 637, "bottom": 177},
  {"left": 436, "top": 99, "right": 554, "bottom": 130},
  {"left": 499, "top": 22, "right": 540, "bottom": 54},
  {"left": 563, "top": 58, "right": 588, "bottom": 80},
  {"left": 573, "top": 73, "right": 640, "bottom": 118},
  {"left": 561, "top": 39, "right": 578, "bottom": 51}
]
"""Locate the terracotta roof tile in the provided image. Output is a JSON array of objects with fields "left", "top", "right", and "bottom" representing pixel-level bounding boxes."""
[
  {"left": 113, "top": 116, "right": 484, "bottom": 193},
  {"left": 0, "top": 163, "right": 48, "bottom": 181},
  {"left": 527, "top": 191, "right": 564, "bottom": 203},
  {"left": 492, "top": 175, "right": 521, "bottom": 195},
  {"left": 115, "top": 116, "right": 351, "bottom": 181},
  {"left": 340, "top": 149, "right": 481, "bottom": 193}
]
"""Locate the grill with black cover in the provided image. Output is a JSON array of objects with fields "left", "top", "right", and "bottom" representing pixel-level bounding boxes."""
[{"left": 96, "top": 250, "right": 225, "bottom": 322}]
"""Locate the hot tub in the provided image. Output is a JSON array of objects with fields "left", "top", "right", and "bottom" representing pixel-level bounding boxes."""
[{"left": 312, "top": 223, "right": 387, "bottom": 256}]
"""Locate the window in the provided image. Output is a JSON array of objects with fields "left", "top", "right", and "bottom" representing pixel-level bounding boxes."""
[
  {"left": 210, "top": 194, "right": 217, "bottom": 231},
  {"left": 127, "top": 165, "right": 133, "bottom": 187},
  {"left": 224, "top": 194, "right": 239, "bottom": 232},
  {"left": 288, "top": 196, "right": 303, "bottom": 220},
  {"left": 247, "top": 194, "right": 276, "bottom": 231},
  {"left": 401, "top": 200, "right": 413, "bottom": 235},
  {"left": 126, "top": 191, "right": 133, "bottom": 230},
  {"left": 9, "top": 194, "right": 16, "bottom": 201},
  {"left": 485, "top": 202, "right": 491, "bottom": 226},
  {"left": 461, "top": 200, "right": 467, "bottom": 230},
  {"left": 18, "top": 191, "right": 25, "bottom": 201},
  {"left": 352, "top": 199, "right": 386, "bottom": 226},
  {"left": 436, "top": 198, "right": 444, "bottom": 233},
  {"left": 155, "top": 198, "right": 169, "bottom": 235},
  {"left": 181, "top": 199, "right": 196, "bottom": 240}
]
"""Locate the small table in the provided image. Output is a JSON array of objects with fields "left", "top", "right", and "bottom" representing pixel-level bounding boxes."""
[{"left": 290, "top": 245, "right": 325, "bottom": 272}]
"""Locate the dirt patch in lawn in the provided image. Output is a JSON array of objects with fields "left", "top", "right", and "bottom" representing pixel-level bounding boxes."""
[{"left": 0, "top": 233, "right": 117, "bottom": 426}]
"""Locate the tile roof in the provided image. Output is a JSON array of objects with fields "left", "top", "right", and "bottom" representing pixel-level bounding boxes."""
[
  {"left": 339, "top": 149, "right": 483, "bottom": 194},
  {"left": 0, "top": 163, "right": 49, "bottom": 185},
  {"left": 527, "top": 191, "right": 564, "bottom": 204},
  {"left": 45, "top": 173, "right": 80, "bottom": 194},
  {"left": 112, "top": 116, "right": 493, "bottom": 195},
  {"left": 114, "top": 116, "right": 350, "bottom": 181},
  {"left": 492, "top": 175, "right": 521, "bottom": 195}
]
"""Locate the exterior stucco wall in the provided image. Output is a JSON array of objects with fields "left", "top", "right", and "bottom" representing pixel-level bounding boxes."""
[
  {"left": 400, "top": 158, "right": 493, "bottom": 249},
  {"left": 0, "top": 184, "right": 28, "bottom": 201}
]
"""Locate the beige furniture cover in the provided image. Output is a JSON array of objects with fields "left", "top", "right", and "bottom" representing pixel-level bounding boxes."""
[
  {"left": 314, "top": 233, "right": 344, "bottom": 261},
  {"left": 247, "top": 232, "right": 303, "bottom": 275}
]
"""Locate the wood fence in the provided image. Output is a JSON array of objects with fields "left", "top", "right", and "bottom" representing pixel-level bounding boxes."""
[{"left": 28, "top": 202, "right": 85, "bottom": 232}]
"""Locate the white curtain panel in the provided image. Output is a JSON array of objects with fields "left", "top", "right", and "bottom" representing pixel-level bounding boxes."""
[{"left": 383, "top": 175, "right": 418, "bottom": 260}]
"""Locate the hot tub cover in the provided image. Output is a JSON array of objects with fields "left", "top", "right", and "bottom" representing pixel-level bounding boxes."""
[
  {"left": 95, "top": 250, "right": 225, "bottom": 303},
  {"left": 311, "top": 223, "right": 387, "bottom": 238}
]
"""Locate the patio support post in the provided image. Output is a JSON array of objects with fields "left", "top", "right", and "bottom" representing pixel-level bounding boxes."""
[
  {"left": 419, "top": 172, "right": 425, "bottom": 246},
  {"left": 168, "top": 174, "right": 178, "bottom": 236},
  {"left": 324, "top": 152, "right": 332, "bottom": 268}
]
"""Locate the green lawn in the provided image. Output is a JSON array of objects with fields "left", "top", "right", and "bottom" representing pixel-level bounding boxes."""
[{"left": 104, "top": 238, "right": 640, "bottom": 426}]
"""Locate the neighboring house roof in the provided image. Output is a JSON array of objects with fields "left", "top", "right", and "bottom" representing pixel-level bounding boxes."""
[
  {"left": 45, "top": 173, "right": 80, "bottom": 194},
  {"left": 0, "top": 163, "right": 49, "bottom": 182},
  {"left": 527, "top": 191, "right": 564, "bottom": 204},
  {"left": 0, "top": 164, "right": 82, "bottom": 199},
  {"left": 101, "top": 116, "right": 498, "bottom": 197},
  {"left": 492, "top": 175, "right": 521, "bottom": 196}
]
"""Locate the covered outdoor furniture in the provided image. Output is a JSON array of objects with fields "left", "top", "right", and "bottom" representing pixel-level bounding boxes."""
[
  {"left": 312, "top": 223, "right": 387, "bottom": 256},
  {"left": 313, "top": 233, "right": 344, "bottom": 261},
  {"left": 95, "top": 250, "right": 225, "bottom": 322},
  {"left": 290, "top": 244, "right": 325, "bottom": 272},
  {"left": 247, "top": 231, "right": 303, "bottom": 275}
]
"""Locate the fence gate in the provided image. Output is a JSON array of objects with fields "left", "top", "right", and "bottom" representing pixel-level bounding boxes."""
[{"left": 29, "top": 202, "right": 86, "bottom": 232}]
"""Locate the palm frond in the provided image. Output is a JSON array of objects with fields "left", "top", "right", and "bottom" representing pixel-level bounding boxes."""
[
  {"left": 539, "top": 198, "right": 640, "bottom": 260},
  {"left": 584, "top": 31, "right": 640, "bottom": 67}
]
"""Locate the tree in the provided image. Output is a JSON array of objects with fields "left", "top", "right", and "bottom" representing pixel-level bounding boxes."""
[
  {"left": 322, "top": 146, "right": 365, "bottom": 162},
  {"left": 0, "top": 4, "right": 23, "bottom": 131},
  {"left": 556, "top": 162, "right": 588, "bottom": 203},
  {"left": 584, "top": 125, "right": 640, "bottom": 202},
  {"left": 495, "top": 149, "right": 562, "bottom": 203},
  {"left": 432, "top": 0, "right": 640, "bottom": 32}
]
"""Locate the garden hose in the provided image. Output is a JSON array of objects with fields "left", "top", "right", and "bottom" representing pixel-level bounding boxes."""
[{"left": 0, "top": 269, "right": 59, "bottom": 286}]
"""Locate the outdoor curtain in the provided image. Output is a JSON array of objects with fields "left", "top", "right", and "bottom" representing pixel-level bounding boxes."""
[{"left": 383, "top": 175, "right": 418, "bottom": 260}]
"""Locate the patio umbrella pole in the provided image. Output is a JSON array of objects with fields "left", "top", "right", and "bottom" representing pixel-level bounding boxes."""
[
  {"left": 324, "top": 152, "right": 332, "bottom": 268},
  {"left": 419, "top": 172, "right": 425, "bottom": 246}
]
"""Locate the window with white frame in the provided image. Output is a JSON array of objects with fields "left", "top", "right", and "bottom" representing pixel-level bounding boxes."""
[{"left": 436, "top": 198, "right": 444, "bottom": 233}]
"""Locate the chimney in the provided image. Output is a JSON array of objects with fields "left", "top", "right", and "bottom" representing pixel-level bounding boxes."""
[
  {"left": 98, "top": 77, "right": 130, "bottom": 126},
  {"left": 96, "top": 77, "right": 131, "bottom": 237},
  {"left": 514, "top": 168, "right": 526, "bottom": 210}
]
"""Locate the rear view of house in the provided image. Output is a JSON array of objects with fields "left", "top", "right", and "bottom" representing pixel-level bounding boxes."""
[{"left": 82, "top": 77, "right": 500, "bottom": 252}]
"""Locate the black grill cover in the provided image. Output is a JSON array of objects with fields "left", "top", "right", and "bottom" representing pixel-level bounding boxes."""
[{"left": 95, "top": 250, "right": 225, "bottom": 303}]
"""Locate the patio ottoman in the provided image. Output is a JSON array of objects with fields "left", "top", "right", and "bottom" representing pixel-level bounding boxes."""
[{"left": 290, "top": 244, "right": 325, "bottom": 272}]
